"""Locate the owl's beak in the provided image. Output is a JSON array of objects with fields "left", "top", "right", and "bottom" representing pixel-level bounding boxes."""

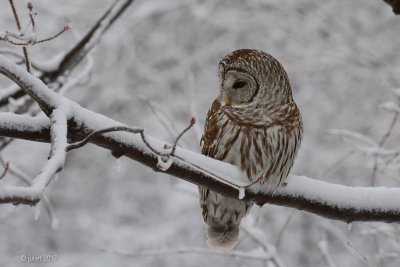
[{"left": 222, "top": 95, "right": 232, "bottom": 106}]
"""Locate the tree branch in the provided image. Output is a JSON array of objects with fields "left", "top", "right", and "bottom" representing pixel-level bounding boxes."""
[
  {"left": 384, "top": 0, "right": 400, "bottom": 14},
  {"left": 1, "top": 55, "right": 400, "bottom": 223}
]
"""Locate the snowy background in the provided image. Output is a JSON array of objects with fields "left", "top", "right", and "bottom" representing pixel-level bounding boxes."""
[{"left": 1, "top": 0, "right": 400, "bottom": 266}]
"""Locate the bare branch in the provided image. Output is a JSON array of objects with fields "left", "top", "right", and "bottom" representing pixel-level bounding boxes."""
[
  {"left": 35, "top": 25, "right": 70, "bottom": 45},
  {"left": 170, "top": 117, "right": 196, "bottom": 155},
  {"left": 0, "top": 161, "right": 9, "bottom": 179},
  {"left": 8, "top": 0, "right": 31, "bottom": 72},
  {"left": 2, "top": 25, "right": 69, "bottom": 46}
]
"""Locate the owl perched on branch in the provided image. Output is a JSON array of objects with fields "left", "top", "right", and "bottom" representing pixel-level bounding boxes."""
[{"left": 199, "top": 49, "right": 303, "bottom": 249}]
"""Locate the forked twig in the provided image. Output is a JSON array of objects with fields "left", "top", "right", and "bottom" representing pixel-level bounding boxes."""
[
  {"left": 2, "top": 25, "right": 69, "bottom": 46},
  {"left": 65, "top": 120, "right": 247, "bottom": 190},
  {"left": 68, "top": 117, "right": 198, "bottom": 158},
  {"left": 170, "top": 117, "right": 196, "bottom": 155}
]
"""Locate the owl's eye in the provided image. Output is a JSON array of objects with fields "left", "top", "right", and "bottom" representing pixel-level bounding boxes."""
[{"left": 232, "top": 80, "right": 247, "bottom": 89}]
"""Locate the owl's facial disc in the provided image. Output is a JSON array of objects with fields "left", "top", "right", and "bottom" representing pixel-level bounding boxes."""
[{"left": 220, "top": 69, "right": 258, "bottom": 107}]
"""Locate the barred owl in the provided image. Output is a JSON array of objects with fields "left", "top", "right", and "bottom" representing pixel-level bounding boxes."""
[{"left": 199, "top": 49, "right": 303, "bottom": 249}]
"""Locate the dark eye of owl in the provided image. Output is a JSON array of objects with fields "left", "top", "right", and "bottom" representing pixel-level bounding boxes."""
[{"left": 232, "top": 80, "right": 247, "bottom": 89}]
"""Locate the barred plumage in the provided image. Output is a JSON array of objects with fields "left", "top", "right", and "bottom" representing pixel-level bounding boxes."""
[{"left": 199, "top": 49, "right": 303, "bottom": 249}]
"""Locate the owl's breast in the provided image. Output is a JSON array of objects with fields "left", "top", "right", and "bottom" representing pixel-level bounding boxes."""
[{"left": 213, "top": 113, "right": 277, "bottom": 182}]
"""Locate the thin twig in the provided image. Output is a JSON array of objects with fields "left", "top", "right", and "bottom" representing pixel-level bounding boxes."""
[
  {"left": 371, "top": 111, "right": 399, "bottom": 185},
  {"left": 2, "top": 25, "right": 70, "bottom": 46},
  {"left": 35, "top": 25, "right": 69, "bottom": 44},
  {"left": 22, "top": 48, "right": 31, "bottom": 73},
  {"left": 67, "top": 126, "right": 162, "bottom": 156},
  {"left": 346, "top": 240, "right": 374, "bottom": 267},
  {"left": 8, "top": 0, "right": 21, "bottom": 29},
  {"left": 140, "top": 97, "right": 181, "bottom": 144},
  {"left": 170, "top": 117, "right": 196, "bottom": 155},
  {"left": 27, "top": 2, "right": 35, "bottom": 29},
  {"left": 66, "top": 124, "right": 243, "bottom": 190},
  {"left": 379, "top": 111, "right": 399, "bottom": 146},
  {"left": 317, "top": 228, "right": 338, "bottom": 267},
  {"left": 275, "top": 210, "right": 295, "bottom": 249},
  {"left": 8, "top": 0, "right": 31, "bottom": 73},
  {"left": 241, "top": 227, "right": 286, "bottom": 267},
  {"left": 0, "top": 161, "right": 9, "bottom": 179},
  {"left": 67, "top": 120, "right": 198, "bottom": 169},
  {"left": 320, "top": 150, "right": 355, "bottom": 177},
  {"left": 66, "top": 126, "right": 141, "bottom": 151}
]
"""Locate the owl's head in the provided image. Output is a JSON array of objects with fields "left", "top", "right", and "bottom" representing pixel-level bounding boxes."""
[{"left": 218, "top": 49, "right": 292, "bottom": 108}]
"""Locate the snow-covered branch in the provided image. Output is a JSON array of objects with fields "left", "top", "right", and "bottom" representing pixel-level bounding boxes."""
[
  {"left": 1, "top": 56, "right": 400, "bottom": 223},
  {"left": 384, "top": 0, "right": 400, "bottom": 14},
  {"left": 0, "top": 106, "right": 68, "bottom": 205}
]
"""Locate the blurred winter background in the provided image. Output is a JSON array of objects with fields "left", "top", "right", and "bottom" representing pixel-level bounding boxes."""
[{"left": 1, "top": 0, "right": 400, "bottom": 266}]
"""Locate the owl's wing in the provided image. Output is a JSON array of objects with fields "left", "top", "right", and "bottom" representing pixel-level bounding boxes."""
[
  {"left": 260, "top": 114, "right": 302, "bottom": 189},
  {"left": 199, "top": 99, "right": 222, "bottom": 221},
  {"left": 200, "top": 99, "right": 222, "bottom": 158}
]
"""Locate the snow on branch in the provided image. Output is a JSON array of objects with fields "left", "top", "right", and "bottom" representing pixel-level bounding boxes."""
[
  {"left": 0, "top": 112, "right": 49, "bottom": 142},
  {"left": 1, "top": 55, "right": 400, "bottom": 223},
  {"left": 384, "top": 0, "right": 400, "bottom": 14},
  {"left": 0, "top": 107, "right": 68, "bottom": 205}
]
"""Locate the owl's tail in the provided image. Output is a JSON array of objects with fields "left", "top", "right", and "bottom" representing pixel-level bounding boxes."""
[
  {"left": 206, "top": 224, "right": 239, "bottom": 250},
  {"left": 200, "top": 189, "right": 253, "bottom": 250}
]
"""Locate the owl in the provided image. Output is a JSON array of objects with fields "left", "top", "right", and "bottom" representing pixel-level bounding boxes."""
[{"left": 199, "top": 49, "right": 303, "bottom": 250}]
